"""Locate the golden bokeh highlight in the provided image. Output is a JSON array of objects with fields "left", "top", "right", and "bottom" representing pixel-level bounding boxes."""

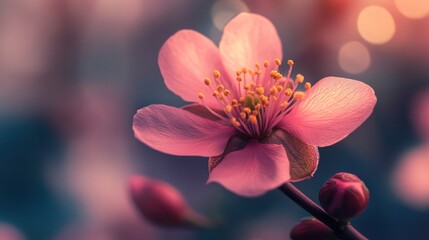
[
  {"left": 358, "top": 6, "right": 396, "bottom": 45},
  {"left": 395, "top": 0, "right": 429, "bottom": 19},
  {"left": 338, "top": 41, "right": 371, "bottom": 74}
]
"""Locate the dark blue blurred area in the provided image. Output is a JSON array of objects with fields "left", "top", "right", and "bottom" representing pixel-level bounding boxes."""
[{"left": 1, "top": 0, "right": 429, "bottom": 239}]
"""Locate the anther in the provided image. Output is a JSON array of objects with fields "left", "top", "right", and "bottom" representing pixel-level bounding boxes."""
[
  {"left": 212, "top": 90, "right": 219, "bottom": 97},
  {"left": 219, "top": 93, "right": 225, "bottom": 100},
  {"left": 224, "top": 89, "right": 231, "bottom": 96},
  {"left": 217, "top": 85, "right": 225, "bottom": 91},
  {"left": 248, "top": 115, "right": 257, "bottom": 124},
  {"left": 204, "top": 77, "right": 211, "bottom": 85},
  {"left": 230, "top": 118, "right": 241, "bottom": 127},
  {"left": 270, "top": 87, "right": 278, "bottom": 95},
  {"left": 296, "top": 74, "right": 304, "bottom": 83},
  {"left": 213, "top": 70, "right": 221, "bottom": 78},
  {"left": 256, "top": 87, "right": 265, "bottom": 95},
  {"left": 270, "top": 70, "right": 278, "bottom": 77},
  {"left": 305, "top": 82, "right": 312, "bottom": 90},
  {"left": 240, "top": 112, "right": 246, "bottom": 120},
  {"left": 255, "top": 63, "right": 260, "bottom": 69},
  {"left": 242, "top": 67, "right": 248, "bottom": 73},
  {"left": 231, "top": 99, "right": 238, "bottom": 106},
  {"left": 264, "top": 60, "right": 269, "bottom": 68},
  {"left": 275, "top": 58, "right": 281, "bottom": 66},
  {"left": 280, "top": 101, "right": 288, "bottom": 108},
  {"left": 198, "top": 93, "right": 204, "bottom": 100},
  {"left": 285, "top": 88, "right": 293, "bottom": 96},
  {"left": 225, "top": 105, "right": 232, "bottom": 113},
  {"left": 287, "top": 59, "right": 294, "bottom": 66},
  {"left": 243, "top": 107, "right": 251, "bottom": 114},
  {"left": 294, "top": 91, "right": 305, "bottom": 100}
]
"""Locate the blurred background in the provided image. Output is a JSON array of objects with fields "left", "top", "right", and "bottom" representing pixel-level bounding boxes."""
[{"left": 1, "top": 0, "right": 429, "bottom": 239}]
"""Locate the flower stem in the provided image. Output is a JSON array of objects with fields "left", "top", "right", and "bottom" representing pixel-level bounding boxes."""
[{"left": 278, "top": 182, "right": 368, "bottom": 240}]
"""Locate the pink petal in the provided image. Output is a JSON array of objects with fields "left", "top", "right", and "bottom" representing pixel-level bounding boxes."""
[
  {"left": 182, "top": 103, "right": 226, "bottom": 122},
  {"left": 278, "top": 77, "right": 376, "bottom": 147},
  {"left": 133, "top": 104, "right": 235, "bottom": 157},
  {"left": 219, "top": 13, "right": 282, "bottom": 73},
  {"left": 158, "top": 30, "right": 225, "bottom": 109},
  {"left": 207, "top": 141, "right": 290, "bottom": 197}
]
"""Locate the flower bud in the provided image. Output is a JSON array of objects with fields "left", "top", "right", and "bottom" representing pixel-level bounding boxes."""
[
  {"left": 319, "top": 172, "right": 369, "bottom": 220},
  {"left": 128, "top": 175, "right": 210, "bottom": 227},
  {"left": 290, "top": 218, "right": 336, "bottom": 240}
]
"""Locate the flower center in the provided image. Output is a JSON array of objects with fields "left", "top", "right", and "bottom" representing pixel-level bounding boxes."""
[{"left": 198, "top": 58, "right": 311, "bottom": 139}]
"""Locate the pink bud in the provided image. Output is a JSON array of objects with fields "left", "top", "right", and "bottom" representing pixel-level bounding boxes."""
[
  {"left": 290, "top": 218, "right": 336, "bottom": 240},
  {"left": 319, "top": 172, "right": 370, "bottom": 220},
  {"left": 128, "top": 175, "right": 210, "bottom": 227}
]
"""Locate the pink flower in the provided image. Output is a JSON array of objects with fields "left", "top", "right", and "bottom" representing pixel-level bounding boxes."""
[{"left": 133, "top": 13, "right": 376, "bottom": 197}]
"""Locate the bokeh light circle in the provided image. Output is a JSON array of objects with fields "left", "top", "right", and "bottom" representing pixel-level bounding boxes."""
[
  {"left": 394, "top": 0, "right": 429, "bottom": 19},
  {"left": 211, "top": 0, "right": 248, "bottom": 31},
  {"left": 357, "top": 6, "right": 396, "bottom": 44},
  {"left": 338, "top": 41, "right": 371, "bottom": 74}
]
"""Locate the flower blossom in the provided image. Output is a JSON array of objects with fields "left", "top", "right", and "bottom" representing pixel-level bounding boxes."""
[{"left": 133, "top": 13, "right": 376, "bottom": 197}]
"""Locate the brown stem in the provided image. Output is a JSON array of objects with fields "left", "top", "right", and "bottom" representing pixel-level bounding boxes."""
[{"left": 279, "top": 182, "right": 368, "bottom": 240}]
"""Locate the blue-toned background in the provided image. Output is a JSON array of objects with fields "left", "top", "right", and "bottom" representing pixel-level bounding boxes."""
[{"left": 1, "top": 0, "right": 429, "bottom": 239}]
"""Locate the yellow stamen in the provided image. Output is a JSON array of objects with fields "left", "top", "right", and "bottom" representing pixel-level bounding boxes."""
[
  {"left": 264, "top": 60, "right": 269, "bottom": 68},
  {"left": 236, "top": 76, "right": 242, "bottom": 82},
  {"left": 248, "top": 115, "right": 257, "bottom": 124},
  {"left": 219, "top": 93, "right": 225, "bottom": 100},
  {"left": 217, "top": 85, "right": 225, "bottom": 91},
  {"left": 294, "top": 91, "right": 305, "bottom": 100},
  {"left": 280, "top": 101, "right": 288, "bottom": 108},
  {"left": 240, "top": 112, "right": 246, "bottom": 119},
  {"left": 231, "top": 99, "right": 238, "bottom": 106},
  {"left": 275, "top": 58, "right": 281, "bottom": 66},
  {"left": 224, "top": 89, "right": 231, "bottom": 96},
  {"left": 213, "top": 70, "right": 221, "bottom": 78},
  {"left": 270, "top": 70, "right": 278, "bottom": 78},
  {"left": 255, "top": 63, "right": 260, "bottom": 69},
  {"left": 270, "top": 87, "right": 278, "bottom": 95},
  {"left": 244, "top": 84, "right": 250, "bottom": 90},
  {"left": 242, "top": 67, "right": 247, "bottom": 73},
  {"left": 225, "top": 105, "right": 232, "bottom": 113},
  {"left": 204, "top": 77, "right": 211, "bottom": 85},
  {"left": 236, "top": 70, "right": 241, "bottom": 76},
  {"left": 296, "top": 74, "right": 304, "bottom": 83},
  {"left": 287, "top": 59, "right": 294, "bottom": 66},
  {"left": 277, "top": 85, "right": 283, "bottom": 92},
  {"left": 198, "top": 92, "right": 204, "bottom": 100},
  {"left": 212, "top": 90, "right": 219, "bottom": 97},
  {"left": 230, "top": 118, "right": 241, "bottom": 127},
  {"left": 305, "top": 82, "right": 311, "bottom": 90},
  {"left": 285, "top": 88, "right": 292, "bottom": 96},
  {"left": 243, "top": 107, "right": 251, "bottom": 114},
  {"left": 256, "top": 87, "right": 265, "bottom": 95}
]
